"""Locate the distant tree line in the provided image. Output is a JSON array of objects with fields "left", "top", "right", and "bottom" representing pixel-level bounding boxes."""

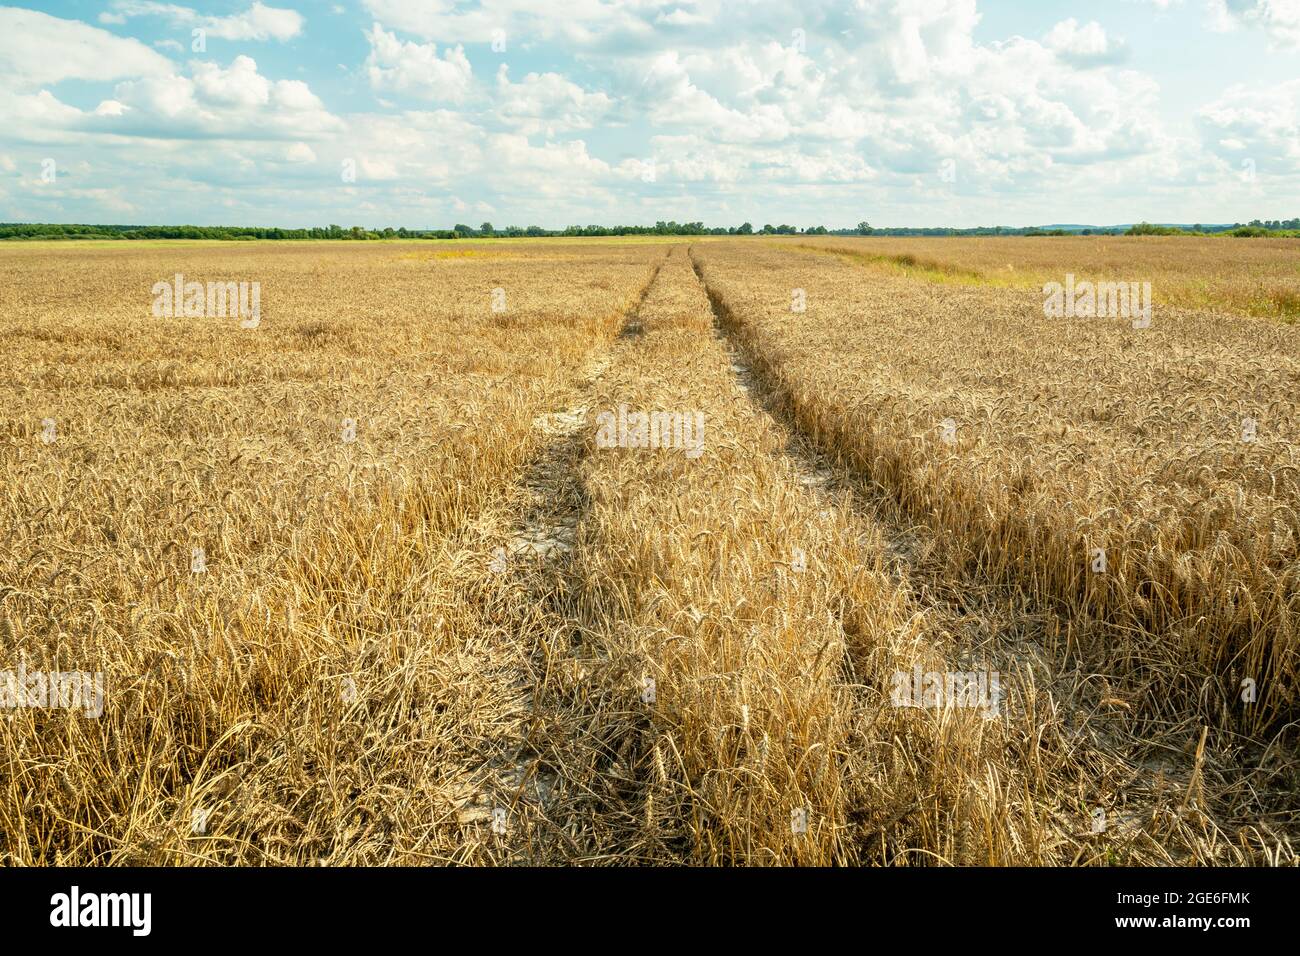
[
  {"left": 2, "top": 218, "right": 1297, "bottom": 241},
  {"left": 1126, "top": 220, "right": 1300, "bottom": 238},
  {"left": 0, "top": 223, "right": 465, "bottom": 241}
]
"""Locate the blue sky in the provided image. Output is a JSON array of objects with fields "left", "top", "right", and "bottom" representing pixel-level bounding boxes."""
[{"left": 0, "top": 0, "right": 1296, "bottom": 229}]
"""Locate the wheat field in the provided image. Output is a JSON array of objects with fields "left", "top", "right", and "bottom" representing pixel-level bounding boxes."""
[
  {"left": 790, "top": 234, "right": 1300, "bottom": 321},
  {"left": 1, "top": 237, "right": 1296, "bottom": 865}
]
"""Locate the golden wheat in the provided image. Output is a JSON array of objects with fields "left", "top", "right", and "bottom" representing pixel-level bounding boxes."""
[{"left": 1, "top": 237, "right": 1294, "bottom": 866}]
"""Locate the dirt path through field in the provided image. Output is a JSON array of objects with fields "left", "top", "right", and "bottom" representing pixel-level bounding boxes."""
[{"left": 455, "top": 253, "right": 667, "bottom": 863}]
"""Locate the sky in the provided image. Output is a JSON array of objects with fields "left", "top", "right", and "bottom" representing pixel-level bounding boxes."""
[{"left": 0, "top": 0, "right": 1297, "bottom": 229}]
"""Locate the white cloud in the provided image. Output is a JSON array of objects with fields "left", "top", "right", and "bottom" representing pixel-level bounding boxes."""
[
  {"left": 604, "top": 1, "right": 1165, "bottom": 187},
  {"left": 0, "top": 7, "right": 173, "bottom": 88},
  {"left": 657, "top": 8, "right": 709, "bottom": 26},
  {"left": 494, "top": 65, "right": 613, "bottom": 134},
  {"left": 193, "top": 56, "right": 272, "bottom": 108},
  {"left": 0, "top": 88, "right": 89, "bottom": 144},
  {"left": 103, "top": 1, "right": 304, "bottom": 42},
  {"left": 364, "top": 23, "right": 473, "bottom": 102},
  {"left": 636, "top": 133, "right": 875, "bottom": 185},
  {"left": 101, "top": 56, "right": 341, "bottom": 138},
  {"left": 359, "top": 156, "right": 401, "bottom": 179},
  {"left": 77, "top": 187, "right": 137, "bottom": 212},
  {"left": 1209, "top": 0, "right": 1300, "bottom": 47},
  {"left": 284, "top": 142, "right": 317, "bottom": 162},
  {"left": 1, "top": 0, "right": 1294, "bottom": 228},
  {"left": 1199, "top": 79, "right": 1300, "bottom": 173},
  {"left": 361, "top": 0, "right": 656, "bottom": 45},
  {"left": 1044, "top": 19, "right": 1128, "bottom": 65},
  {"left": 640, "top": 50, "right": 791, "bottom": 142},
  {"left": 109, "top": 75, "right": 195, "bottom": 120},
  {"left": 275, "top": 80, "right": 325, "bottom": 112}
]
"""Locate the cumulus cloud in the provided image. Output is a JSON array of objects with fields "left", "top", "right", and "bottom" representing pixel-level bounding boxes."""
[
  {"left": 102, "top": 55, "right": 341, "bottom": 138},
  {"left": 100, "top": 1, "right": 304, "bottom": 42},
  {"left": 284, "top": 142, "right": 317, "bottom": 162},
  {"left": 1044, "top": 18, "right": 1129, "bottom": 66},
  {"left": 361, "top": 0, "right": 657, "bottom": 45},
  {"left": 494, "top": 65, "right": 613, "bottom": 135},
  {"left": 364, "top": 23, "right": 473, "bottom": 102},
  {"left": 1, "top": 0, "right": 1295, "bottom": 228},
  {"left": 657, "top": 8, "right": 709, "bottom": 27},
  {"left": 1209, "top": 0, "right": 1300, "bottom": 47},
  {"left": 601, "top": 0, "right": 1167, "bottom": 190},
  {"left": 0, "top": 7, "right": 173, "bottom": 87},
  {"left": 640, "top": 50, "right": 791, "bottom": 142},
  {"left": 1198, "top": 79, "right": 1300, "bottom": 173},
  {"left": 192, "top": 56, "right": 273, "bottom": 108}
]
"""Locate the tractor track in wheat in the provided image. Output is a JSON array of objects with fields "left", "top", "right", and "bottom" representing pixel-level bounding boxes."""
[
  {"left": 687, "top": 245, "right": 1298, "bottom": 864},
  {"left": 462, "top": 253, "right": 668, "bottom": 863}
]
